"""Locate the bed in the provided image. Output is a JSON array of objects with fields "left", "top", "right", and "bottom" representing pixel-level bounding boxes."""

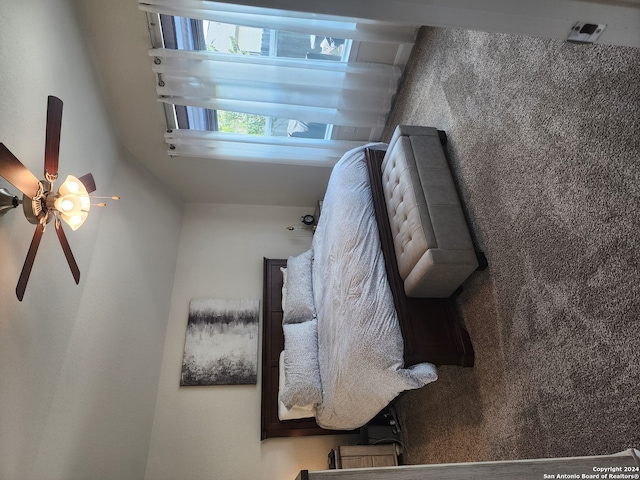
[{"left": 261, "top": 127, "right": 478, "bottom": 440}]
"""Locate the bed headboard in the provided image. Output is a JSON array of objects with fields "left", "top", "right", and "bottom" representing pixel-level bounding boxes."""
[{"left": 260, "top": 258, "right": 356, "bottom": 440}]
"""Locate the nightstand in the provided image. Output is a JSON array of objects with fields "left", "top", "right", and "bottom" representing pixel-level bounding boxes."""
[{"left": 332, "top": 444, "right": 398, "bottom": 469}]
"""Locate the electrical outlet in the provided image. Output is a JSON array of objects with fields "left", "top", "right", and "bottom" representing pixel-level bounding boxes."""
[{"left": 567, "top": 22, "right": 606, "bottom": 43}]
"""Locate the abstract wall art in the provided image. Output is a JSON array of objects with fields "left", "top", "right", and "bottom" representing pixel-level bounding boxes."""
[{"left": 181, "top": 298, "right": 260, "bottom": 386}]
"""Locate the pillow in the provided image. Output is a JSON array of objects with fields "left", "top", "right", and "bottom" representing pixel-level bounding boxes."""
[
  {"left": 280, "top": 267, "right": 287, "bottom": 311},
  {"left": 280, "top": 319, "right": 323, "bottom": 409},
  {"left": 277, "top": 351, "right": 316, "bottom": 420},
  {"left": 282, "top": 249, "right": 316, "bottom": 324}
]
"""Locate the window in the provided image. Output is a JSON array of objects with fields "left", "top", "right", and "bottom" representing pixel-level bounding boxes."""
[
  {"left": 140, "top": 1, "right": 413, "bottom": 165},
  {"left": 159, "top": 15, "right": 352, "bottom": 140}
]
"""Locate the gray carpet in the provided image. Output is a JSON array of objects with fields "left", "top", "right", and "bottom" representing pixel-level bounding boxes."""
[{"left": 383, "top": 27, "right": 640, "bottom": 464}]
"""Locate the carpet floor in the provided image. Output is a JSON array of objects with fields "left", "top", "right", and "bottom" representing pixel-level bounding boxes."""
[{"left": 383, "top": 27, "right": 640, "bottom": 464}]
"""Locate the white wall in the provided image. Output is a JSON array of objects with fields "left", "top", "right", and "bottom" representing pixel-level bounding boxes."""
[
  {"left": 145, "top": 203, "right": 357, "bottom": 480},
  {"left": 0, "top": 1, "right": 183, "bottom": 479},
  {"left": 216, "top": 0, "right": 640, "bottom": 48}
]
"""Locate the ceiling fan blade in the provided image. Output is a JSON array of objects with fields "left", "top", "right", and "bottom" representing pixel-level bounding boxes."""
[
  {"left": 0, "top": 143, "right": 42, "bottom": 198},
  {"left": 55, "top": 219, "right": 80, "bottom": 284},
  {"left": 16, "top": 222, "right": 45, "bottom": 301},
  {"left": 44, "top": 96, "right": 63, "bottom": 179},
  {"left": 77, "top": 173, "right": 96, "bottom": 193}
]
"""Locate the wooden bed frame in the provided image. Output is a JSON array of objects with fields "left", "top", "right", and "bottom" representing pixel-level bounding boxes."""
[{"left": 260, "top": 146, "right": 475, "bottom": 440}]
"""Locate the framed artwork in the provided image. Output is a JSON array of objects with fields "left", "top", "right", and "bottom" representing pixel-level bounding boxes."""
[{"left": 181, "top": 298, "right": 260, "bottom": 386}]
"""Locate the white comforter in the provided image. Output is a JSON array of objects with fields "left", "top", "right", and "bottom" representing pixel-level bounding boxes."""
[{"left": 311, "top": 145, "right": 438, "bottom": 430}]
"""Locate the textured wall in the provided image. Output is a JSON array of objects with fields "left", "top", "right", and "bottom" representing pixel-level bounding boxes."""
[
  {"left": 0, "top": 1, "right": 183, "bottom": 479},
  {"left": 144, "top": 203, "right": 357, "bottom": 480}
]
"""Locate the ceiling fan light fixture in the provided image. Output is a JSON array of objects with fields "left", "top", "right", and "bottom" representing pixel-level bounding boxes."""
[
  {"left": 61, "top": 211, "right": 88, "bottom": 231},
  {"left": 1, "top": 96, "right": 101, "bottom": 300},
  {"left": 58, "top": 175, "right": 88, "bottom": 197},
  {"left": 54, "top": 194, "right": 82, "bottom": 216},
  {"left": 80, "top": 195, "right": 91, "bottom": 210},
  {"left": 54, "top": 175, "right": 91, "bottom": 230}
]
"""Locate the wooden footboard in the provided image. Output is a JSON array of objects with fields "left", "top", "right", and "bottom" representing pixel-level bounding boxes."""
[{"left": 365, "top": 147, "right": 475, "bottom": 367}]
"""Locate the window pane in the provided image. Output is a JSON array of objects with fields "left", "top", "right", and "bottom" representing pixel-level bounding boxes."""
[
  {"left": 205, "top": 23, "right": 263, "bottom": 54},
  {"left": 270, "top": 118, "right": 290, "bottom": 137},
  {"left": 203, "top": 23, "right": 348, "bottom": 61},
  {"left": 161, "top": 16, "right": 348, "bottom": 138},
  {"left": 307, "top": 35, "right": 346, "bottom": 60},
  {"left": 174, "top": 105, "right": 217, "bottom": 131},
  {"left": 162, "top": 15, "right": 351, "bottom": 61},
  {"left": 217, "top": 111, "right": 266, "bottom": 135},
  {"left": 284, "top": 120, "right": 328, "bottom": 139},
  {"left": 269, "top": 118, "right": 327, "bottom": 138}
]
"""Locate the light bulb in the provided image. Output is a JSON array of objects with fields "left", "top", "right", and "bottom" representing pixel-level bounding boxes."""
[
  {"left": 54, "top": 194, "right": 82, "bottom": 216},
  {"left": 58, "top": 175, "right": 88, "bottom": 197},
  {"left": 60, "top": 199, "right": 75, "bottom": 212},
  {"left": 56, "top": 175, "right": 91, "bottom": 231},
  {"left": 61, "top": 211, "right": 88, "bottom": 231}
]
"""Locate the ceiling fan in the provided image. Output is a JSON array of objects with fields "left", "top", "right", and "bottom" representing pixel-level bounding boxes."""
[{"left": 0, "top": 95, "right": 97, "bottom": 301}]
